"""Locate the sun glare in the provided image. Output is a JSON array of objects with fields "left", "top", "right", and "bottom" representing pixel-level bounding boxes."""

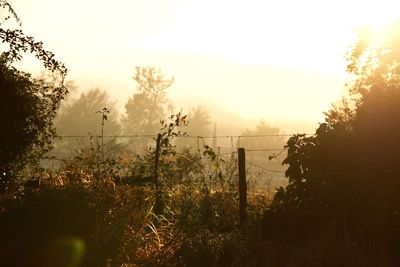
[
  {"left": 130, "top": 0, "right": 400, "bottom": 75},
  {"left": 10, "top": 0, "right": 400, "bottom": 123}
]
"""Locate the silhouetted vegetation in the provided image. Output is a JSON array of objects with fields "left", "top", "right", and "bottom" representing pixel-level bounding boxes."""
[
  {"left": 52, "top": 88, "right": 122, "bottom": 160},
  {"left": 263, "top": 19, "right": 400, "bottom": 266},
  {"left": 0, "top": 1, "right": 67, "bottom": 192},
  {"left": 121, "top": 67, "right": 173, "bottom": 153}
]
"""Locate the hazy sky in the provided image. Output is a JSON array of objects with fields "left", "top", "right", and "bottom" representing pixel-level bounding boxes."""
[{"left": 7, "top": 0, "right": 400, "bottom": 128}]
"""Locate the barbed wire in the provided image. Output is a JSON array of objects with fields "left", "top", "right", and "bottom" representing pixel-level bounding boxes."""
[
  {"left": 246, "top": 148, "right": 288, "bottom": 152},
  {"left": 220, "top": 148, "right": 287, "bottom": 156},
  {"left": 55, "top": 133, "right": 313, "bottom": 139},
  {"left": 55, "top": 134, "right": 155, "bottom": 138},
  {"left": 221, "top": 151, "right": 238, "bottom": 156},
  {"left": 245, "top": 160, "right": 286, "bottom": 174}
]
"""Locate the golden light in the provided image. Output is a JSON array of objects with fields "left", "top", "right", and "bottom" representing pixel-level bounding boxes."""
[{"left": 10, "top": 0, "right": 400, "bottom": 125}]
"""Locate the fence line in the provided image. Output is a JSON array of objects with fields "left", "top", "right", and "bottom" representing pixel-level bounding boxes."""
[
  {"left": 41, "top": 145, "right": 285, "bottom": 219},
  {"left": 245, "top": 160, "right": 286, "bottom": 174},
  {"left": 55, "top": 133, "right": 313, "bottom": 139},
  {"left": 246, "top": 148, "right": 288, "bottom": 152}
]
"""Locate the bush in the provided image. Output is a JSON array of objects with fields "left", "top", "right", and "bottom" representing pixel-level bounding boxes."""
[{"left": 0, "top": 177, "right": 153, "bottom": 267}]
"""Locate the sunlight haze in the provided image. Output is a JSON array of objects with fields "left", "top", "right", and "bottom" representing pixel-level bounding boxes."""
[{"left": 8, "top": 0, "right": 400, "bottom": 131}]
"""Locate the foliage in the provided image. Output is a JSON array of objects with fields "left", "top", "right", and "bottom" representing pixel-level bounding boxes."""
[
  {"left": 241, "top": 120, "right": 282, "bottom": 145},
  {"left": 0, "top": 1, "right": 66, "bottom": 77},
  {"left": 0, "top": 2, "right": 68, "bottom": 191},
  {"left": 56, "top": 88, "right": 120, "bottom": 136},
  {"left": 0, "top": 55, "right": 67, "bottom": 189},
  {"left": 0, "top": 28, "right": 67, "bottom": 77},
  {"left": 53, "top": 88, "right": 122, "bottom": 160},
  {"left": 186, "top": 106, "right": 212, "bottom": 137},
  {"left": 239, "top": 120, "right": 287, "bottom": 191},
  {"left": 240, "top": 120, "right": 285, "bottom": 159},
  {"left": 0, "top": 172, "right": 153, "bottom": 267},
  {"left": 346, "top": 19, "right": 400, "bottom": 98},
  {"left": 176, "top": 105, "right": 213, "bottom": 149},
  {"left": 122, "top": 67, "right": 173, "bottom": 152},
  {"left": 267, "top": 20, "right": 400, "bottom": 264},
  {"left": 0, "top": 111, "right": 263, "bottom": 266}
]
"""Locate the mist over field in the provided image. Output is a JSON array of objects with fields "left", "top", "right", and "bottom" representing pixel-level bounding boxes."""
[{"left": 9, "top": 0, "right": 356, "bottom": 131}]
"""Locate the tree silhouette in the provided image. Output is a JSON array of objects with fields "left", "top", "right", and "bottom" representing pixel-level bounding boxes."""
[
  {"left": 122, "top": 67, "right": 173, "bottom": 152},
  {"left": 0, "top": 2, "right": 67, "bottom": 191},
  {"left": 240, "top": 120, "right": 285, "bottom": 170},
  {"left": 241, "top": 120, "right": 284, "bottom": 149},
  {"left": 176, "top": 105, "right": 212, "bottom": 149},
  {"left": 56, "top": 88, "right": 120, "bottom": 136},
  {"left": 186, "top": 106, "right": 212, "bottom": 136},
  {"left": 270, "top": 20, "right": 400, "bottom": 262},
  {"left": 53, "top": 88, "right": 121, "bottom": 158}
]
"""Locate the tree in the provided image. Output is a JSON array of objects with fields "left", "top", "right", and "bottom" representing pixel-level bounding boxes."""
[
  {"left": 53, "top": 88, "right": 121, "bottom": 158},
  {"left": 240, "top": 120, "right": 286, "bottom": 171},
  {"left": 186, "top": 106, "right": 212, "bottom": 137},
  {"left": 241, "top": 120, "right": 284, "bottom": 150},
  {"left": 176, "top": 105, "right": 212, "bottom": 149},
  {"left": 122, "top": 67, "right": 173, "bottom": 151},
  {"left": 270, "top": 20, "right": 400, "bottom": 262},
  {"left": 0, "top": 1, "right": 67, "bottom": 190}
]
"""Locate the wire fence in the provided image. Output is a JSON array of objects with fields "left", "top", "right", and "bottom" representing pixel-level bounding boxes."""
[
  {"left": 41, "top": 133, "right": 303, "bottom": 176},
  {"left": 55, "top": 133, "right": 313, "bottom": 138},
  {"left": 245, "top": 160, "right": 285, "bottom": 174},
  {"left": 52, "top": 133, "right": 307, "bottom": 155}
]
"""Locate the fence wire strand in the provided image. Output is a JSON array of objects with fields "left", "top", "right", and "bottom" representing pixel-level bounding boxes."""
[
  {"left": 55, "top": 133, "right": 312, "bottom": 139},
  {"left": 245, "top": 160, "right": 286, "bottom": 174}
]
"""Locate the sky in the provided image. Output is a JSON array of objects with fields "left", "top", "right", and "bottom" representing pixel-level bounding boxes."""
[{"left": 5, "top": 0, "right": 400, "bottom": 131}]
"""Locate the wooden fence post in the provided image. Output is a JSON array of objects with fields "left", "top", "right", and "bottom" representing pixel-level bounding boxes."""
[
  {"left": 153, "top": 133, "right": 163, "bottom": 215},
  {"left": 238, "top": 147, "right": 247, "bottom": 226}
]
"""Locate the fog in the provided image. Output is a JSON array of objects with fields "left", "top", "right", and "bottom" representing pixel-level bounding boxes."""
[
  {"left": 9, "top": 0, "right": 381, "bottom": 173},
  {"left": 10, "top": 0, "right": 384, "bottom": 134}
]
